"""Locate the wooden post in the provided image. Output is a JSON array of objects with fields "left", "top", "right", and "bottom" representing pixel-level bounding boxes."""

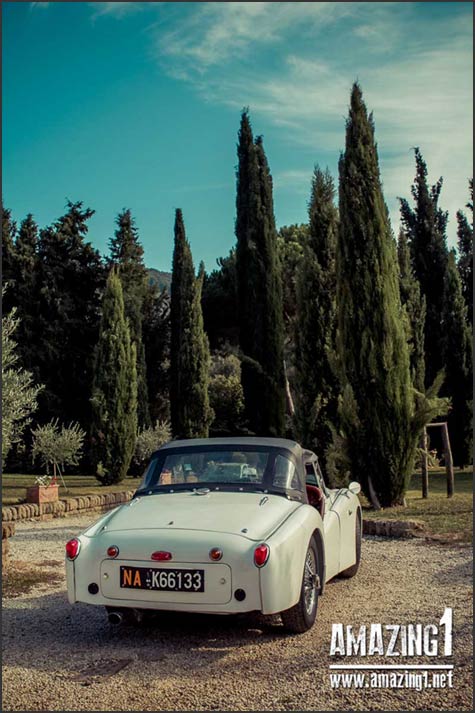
[
  {"left": 441, "top": 422, "right": 454, "bottom": 498},
  {"left": 426, "top": 421, "right": 455, "bottom": 499},
  {"left": 421, "top": 427, "right": 429, "bottom": 499}
]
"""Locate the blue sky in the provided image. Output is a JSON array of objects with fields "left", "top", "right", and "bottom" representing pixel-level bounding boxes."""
[{"left": 3, "top": 1, "right": 473, "bottom": 272}]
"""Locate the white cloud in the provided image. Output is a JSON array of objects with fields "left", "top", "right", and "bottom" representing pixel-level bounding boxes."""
[
  {"left": 274, "top": 169, "right": 312, "bottom": 192},
  {"left": 75, "top": 2, "right": 472, "bottom": 245},
  {"left": 156, "top": 2, "right": 356, "bottom": 69},
  {"left": 152, "top": 4, "right": 472, "bottom": 246},
  {"left": 89, "top": 2, "right": 145, "bottom": 21}
]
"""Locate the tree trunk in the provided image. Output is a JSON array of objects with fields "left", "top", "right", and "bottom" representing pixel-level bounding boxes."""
[
  {"left": 441, "top": 423, "right": 454, "bottom": 498},
  {"left": 421, "top": 427, "right": 429, "bottom": 499},
  {"left": 367, "top": 475, "right": 382, "bottom": 510}
]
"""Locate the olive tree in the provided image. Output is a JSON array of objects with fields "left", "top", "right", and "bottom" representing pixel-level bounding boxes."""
[
  {"left": 133, "top": 420, "right": 172, "bottom": 470},
  {"left": 31, "top": 418, "right": 85, "bottom": 481},
  {"left": 2, "top": 301, "right": 43, "bottom": 463}
]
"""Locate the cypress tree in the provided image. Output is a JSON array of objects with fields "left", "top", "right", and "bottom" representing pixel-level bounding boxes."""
[
  {"left": 91, "top": 269, "right": 137, "bottom": 484},
  {"left": 441, "top": 252, "right": 473, "bottom": 467},
  {"left": 294, "top": 167, "right": 339, "bottom": 474},
  {"left": 277, "top": 223, "right": 308, "bottom": 330},
  {"left": 397, "top": 230, "right": 426, "bottom": 392},
  {"left": 190, "top": 262, "right": 213, "bottom": 434},
  {"left": 235, "top": 112, "right": 286, "bottom": 436},
  {"left": 399, "top": 149, "right": 449, "bottom": 387},
  {"left": 456, "top": 179, "right": 473, "bottom": 324},
  {"left": 170, "top": 210, "right": 212, "bottom": 438},
  {"left": 337, "top": 83, "right": 418, "bottom": 507},
  {"left": 143, "top": 284, "right": 171, "bottom": 422},
  {"left": 109, "top": 209, "right": 150, "bottom": 428}
]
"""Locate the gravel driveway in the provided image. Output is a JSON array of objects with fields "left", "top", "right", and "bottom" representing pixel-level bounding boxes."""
[{"left": 2, "top": 513, "right": 472, "bottom": 711}]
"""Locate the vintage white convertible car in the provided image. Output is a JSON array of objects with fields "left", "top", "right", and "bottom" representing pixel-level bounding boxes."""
[{"left": 66, "top": 437, "right": 362, "bottom": 633}]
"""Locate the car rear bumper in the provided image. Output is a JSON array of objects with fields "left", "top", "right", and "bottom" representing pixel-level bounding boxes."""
[{"left": 66, "top": 530, "right": 263, "bottom": 614}]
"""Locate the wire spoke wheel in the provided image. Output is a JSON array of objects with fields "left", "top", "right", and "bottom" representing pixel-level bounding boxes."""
[
  {"left": 281, "top": 539, "right": 319, "bottom": 633},
  {"left": 303, "top": 548, "right": 317, "bottom": 615}
]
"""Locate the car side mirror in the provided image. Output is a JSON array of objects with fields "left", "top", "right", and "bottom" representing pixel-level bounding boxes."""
[{"left": 348, "top": 481, "right": 361, "bottom": 495}]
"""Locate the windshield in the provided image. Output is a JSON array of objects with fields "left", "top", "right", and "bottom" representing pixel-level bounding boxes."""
[{"left": 137, "top": 446, "right": 301, "bottom": 494}]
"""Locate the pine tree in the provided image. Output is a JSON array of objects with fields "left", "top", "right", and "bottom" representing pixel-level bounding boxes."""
[
  {"left": 294, "top": 167, "right": 339, "bottom": 475},
  {"left": 201, "top": 250, "right": 238, "bottom": 349},
  {"left": 170, "top": 210, "right": 212, "bottom": 438},
  {"left": 13, "top": 214, "right": 40, "bottom": 377},
  {"left": 397, "top": 230, "right": 426, "bottom": 391},
  {"left": 1, "top": 207, "right": 17, "bottom": 314},
  {"left": 35, "top": 201, "right": 105, "bottom": 429},
  {"left": 14, "top": 214, "right": 37, "bottom": 290},
  {"left": 91, "top": 269, "right": 137, "bottom": 484},
  {"left": 442, "top": 252, "right": 473, "bottom": 467},
  {"left": 456, "top": 179, "right": 473, "bottom": 324},
  {"left": 235, "top": 112, "right": 286, "bottom": 436},
  {"left": 399, "top": 149, "right": 449, "bottom": 387},
  {"left": 109, "top": 209, "right": 150, "bottom": 427},
  {"left": 337, "top": 83, "right": 420, "bottom": 507}
]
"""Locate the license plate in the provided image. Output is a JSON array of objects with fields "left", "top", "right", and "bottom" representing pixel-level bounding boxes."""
[{"left": 120, "top": 566, "right": 205, "bottom": 592}]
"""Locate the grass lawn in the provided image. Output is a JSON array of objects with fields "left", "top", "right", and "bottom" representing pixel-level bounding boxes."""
[
  {"left": 1, "top": 474, "right": 140, "bottom": 506},
  {"left": 361, "top": 467, "right": 473, "bottom": 543},
  {"left": 2, "top": 468, "right": 472, "bottom": 543}
]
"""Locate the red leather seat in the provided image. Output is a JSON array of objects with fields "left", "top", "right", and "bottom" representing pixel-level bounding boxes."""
[{"left": 306, "top": 485, "right": 325, "bottom": 518}]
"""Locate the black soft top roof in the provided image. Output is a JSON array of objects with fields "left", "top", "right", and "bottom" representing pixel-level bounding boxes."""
[{"left": 158, "top": 436, "right": 305, "bottom": 458}]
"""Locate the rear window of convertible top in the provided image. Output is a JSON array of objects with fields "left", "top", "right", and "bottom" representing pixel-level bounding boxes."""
[{"left": 137, "top": 446, "right": 300, "bottom": 492}]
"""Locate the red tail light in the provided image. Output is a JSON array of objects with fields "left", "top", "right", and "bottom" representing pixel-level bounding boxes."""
[
  {"left": 151, "top": 551, "right": 172, "bottom": 561},
  {"left": 65, "top": 538, "right": 81, "bottom": 561},
  {"left": 254, "top": 543, "right": 270, "bottom": 567},
  {"left": 107, "top": 545, "right": 119, "bottom": 558}
]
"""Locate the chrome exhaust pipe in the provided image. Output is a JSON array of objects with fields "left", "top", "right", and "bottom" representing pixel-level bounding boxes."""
[{"left": 108, "top": 610, "right": 124, "bottom": 625}]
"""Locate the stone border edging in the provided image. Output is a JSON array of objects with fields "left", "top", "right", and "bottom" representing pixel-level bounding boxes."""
[
  {"left": 2, "top": 490, "right": 135, "bottom": 525},
  {"left": 363, "top": 518, "right": 425, "bottom": 538}
]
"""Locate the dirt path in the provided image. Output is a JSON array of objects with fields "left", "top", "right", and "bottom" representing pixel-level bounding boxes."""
[{"left": 2, "top": 514, "right": 472, "bottom": 711}]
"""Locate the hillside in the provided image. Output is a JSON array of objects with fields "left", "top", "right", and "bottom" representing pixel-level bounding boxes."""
[{"left": 147, "top": 268, "right": 172, "bottom": 293}]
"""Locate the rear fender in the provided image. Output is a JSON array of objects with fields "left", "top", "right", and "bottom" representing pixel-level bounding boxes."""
[
  {"left": 259, "top": 505, "right": 322, "bottom": 615},
  {"left": 334, "top": 491, "right": 361, "bottom": 573}
]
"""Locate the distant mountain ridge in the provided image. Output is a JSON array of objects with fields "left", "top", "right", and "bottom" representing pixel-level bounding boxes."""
[{"left": 147, "top": 268, "right": 172, "bottom": 293}]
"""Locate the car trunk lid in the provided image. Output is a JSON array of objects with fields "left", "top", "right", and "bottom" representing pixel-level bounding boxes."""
[{"left": 102, "top": 491, "right": 300, "bottom": 541}]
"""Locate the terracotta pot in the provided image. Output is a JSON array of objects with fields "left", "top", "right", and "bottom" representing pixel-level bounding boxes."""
[{"left": 26, "top": 484, "right": 59, "bottom": 504}]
